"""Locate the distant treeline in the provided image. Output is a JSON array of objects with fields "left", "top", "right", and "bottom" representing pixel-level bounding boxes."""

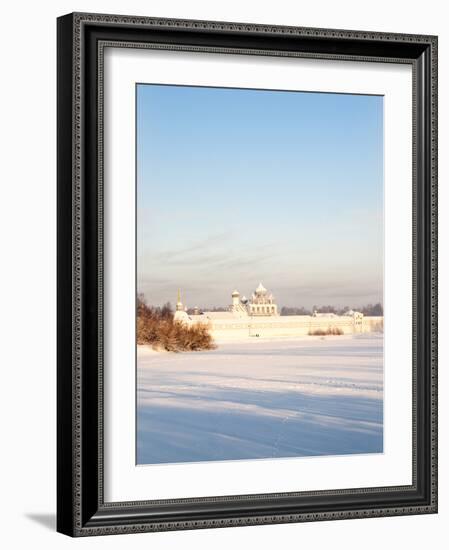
[
  {"left": 147, "top": 300, "right": 383, "bottom": 317},
  {"left": 281, "top": 303, "right": 383, "bottom": 316},
  {"left": 137, "top": 296, "right": 215, "bottom": 352},
  {"left": 188, "top": 306, "right": 228, "bottom": 313}
]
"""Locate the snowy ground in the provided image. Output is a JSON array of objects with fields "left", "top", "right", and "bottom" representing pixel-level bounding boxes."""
[{"left": 137, "top": 335, "right": 383, "bottom": 465}]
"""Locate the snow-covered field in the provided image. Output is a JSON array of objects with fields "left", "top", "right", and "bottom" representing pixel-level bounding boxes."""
[{"left": 137, "top": 335, "right": 383, "bottom": 465}]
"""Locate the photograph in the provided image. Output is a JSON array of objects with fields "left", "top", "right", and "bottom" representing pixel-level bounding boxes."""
[
  {"left": 54, "top": 9, "right": 437, "bottom": 538},
  {"left": 0, "top": 0, "right": 442, "bottom": 544},
  {"left": 136, "top": 83, "right": 385, "bottom": 465}
]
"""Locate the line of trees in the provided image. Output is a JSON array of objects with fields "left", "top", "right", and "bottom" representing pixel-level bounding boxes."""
[
  {"left": 140, "top": 297, "right": 383, "bottom": 320},
  {"left": 281, "top": 303, "right": 383, "bottom": 316}
]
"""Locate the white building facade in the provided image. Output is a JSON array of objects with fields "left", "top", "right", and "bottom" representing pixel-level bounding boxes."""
[{"left": 176, "top": 283, "right": 383, "bottom": 342}]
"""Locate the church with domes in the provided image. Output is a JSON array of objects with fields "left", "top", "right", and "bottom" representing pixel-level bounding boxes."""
[{"left": 231, "top": 282, "right": 278, "bottom": 317}]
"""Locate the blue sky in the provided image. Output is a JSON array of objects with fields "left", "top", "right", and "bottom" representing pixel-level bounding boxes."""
[{"left": 137, "top": 84, "right": 383, "bottom": 309}]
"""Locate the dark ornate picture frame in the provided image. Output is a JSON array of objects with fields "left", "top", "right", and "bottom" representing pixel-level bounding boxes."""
[{"left": 57, "top": 12, "right": 438, "bottom": 537}]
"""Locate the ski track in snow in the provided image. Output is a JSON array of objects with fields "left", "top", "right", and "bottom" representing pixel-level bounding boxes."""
[{"left": 137, "top": 335, "right": 383, "bottom": 464}]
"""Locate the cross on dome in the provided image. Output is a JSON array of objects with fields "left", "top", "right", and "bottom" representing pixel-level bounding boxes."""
[{"left": 255, "top": 282, "right": 267, "bottom": 294}]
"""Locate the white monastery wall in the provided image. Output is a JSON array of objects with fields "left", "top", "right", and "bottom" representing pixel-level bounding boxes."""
[
  {"left": 175, "top": 284, "right": 383, "bottom": 342},
  {"left": 190, "top": 315, "right": 383, "bottom": 342}
]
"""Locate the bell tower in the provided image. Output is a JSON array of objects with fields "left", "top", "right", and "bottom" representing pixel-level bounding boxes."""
[{"left": 176, "top": 288, "right": 183, "bottom": 311}]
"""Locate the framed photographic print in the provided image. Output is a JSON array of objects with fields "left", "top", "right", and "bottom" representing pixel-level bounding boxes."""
[{"left": 57, "top": 12, "right": 438, "bottom": 536}]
